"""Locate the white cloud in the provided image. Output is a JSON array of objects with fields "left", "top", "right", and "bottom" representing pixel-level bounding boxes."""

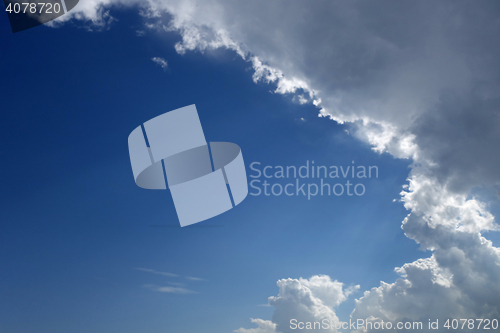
[
  {"left": 234, "top": 275, "right": 357, "bottom": 333},
  {"left": 347, "top": 173, "right": 500, "bottom": 330},
  {"left": 143, "top": 284, "right": 197, "bottom": 294},
  {"left": 151, "top": 57, "right": 168, "bottom": 70},
  {"left": 135, "top": 268, "right": 206, "bottom": 294},
  {"left": 62, "top": 0, "right": 500, "bottom": 331},
  {"left": 185, "top": 276, "right": 206, "bottom": 281},
  {"left": 234, "top": 319, "right": 277, "bottom": 333},
  {"left": 135, "top": 267, "right": 178, "bottom": 277},
  {"left": 269, "top": 277, "right": 340, "bottom": 333},
  {"left": 297, "top": 275, "right": 359, "bottom": 309}
]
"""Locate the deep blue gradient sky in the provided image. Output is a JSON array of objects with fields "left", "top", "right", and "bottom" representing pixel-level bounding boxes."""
[{"left": 0, "top": 8, "right": 423, "bottom": 333}]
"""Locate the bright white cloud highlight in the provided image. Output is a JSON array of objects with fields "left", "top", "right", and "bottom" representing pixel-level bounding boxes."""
[{"left": 267, "top": 276, "right": 359, "bottom": 333}]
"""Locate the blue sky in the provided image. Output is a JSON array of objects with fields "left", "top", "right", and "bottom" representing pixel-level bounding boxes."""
[
  {"left": 0, "top": 8, "right": 418, "bottom": 332},
  {"left": 2, "top": 2, "right": 500, "bottom": 333}
]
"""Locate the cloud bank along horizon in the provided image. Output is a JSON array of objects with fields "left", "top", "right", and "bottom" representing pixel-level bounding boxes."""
[{"left": 53, "top": 1, "right": 500, "bottom": 332}]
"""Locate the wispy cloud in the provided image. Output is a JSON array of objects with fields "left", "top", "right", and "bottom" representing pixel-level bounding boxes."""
[
  {"left": 135, "top": 268, "right": 178, "bottom": 277},
  {"left": 186, "top": 276, "right": 206, "bottom": 281},
  {"left": 135, "top": 267, "right": 207, "bottom": 295},
  {"left": 136, "top": 268, "right": 207, "bottom": 281},
  {"left": 151, "top": 57, "right": 168, "bottom": 70},
  {"left": 143, "top": 284, "right": 197, "bottom": 295}
]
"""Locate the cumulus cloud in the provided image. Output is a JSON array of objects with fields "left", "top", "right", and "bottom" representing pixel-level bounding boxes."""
[
  {"left": 351, "top": 237, "right": 500, "bottom": 331},
  {"left": 151, "top": 56, "right": 168, "bottom": 70},
  {"left": 234, "top": 275, "right": 358, "bottom": 333},
  {"left": 273, "top": 277, "right": 361, "bottom": 333},
  {"left": 348, "top": 173, "right": 500, "bottom": 331},
  {"left": 296, "top": 275, "right": 360, "bottom": 309},
  {"left": 62, "top": 0, "right": 500, "bottom": 331},
  {"left": 234, "top": 318, "right": 277, "bottom": 333}
]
